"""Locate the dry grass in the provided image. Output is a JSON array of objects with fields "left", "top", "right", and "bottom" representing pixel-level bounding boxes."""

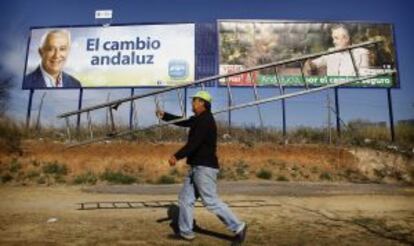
[
  {"left": 1, "top": 116, "right": 413, "bottom": 185},
  {"left": 0, "top": 140, "right": 376, "bottom": 185}
]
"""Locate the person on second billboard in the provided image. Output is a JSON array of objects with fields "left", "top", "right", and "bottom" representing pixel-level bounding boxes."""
[
  {"left": 24, "top": 29, "right": 81, "bottom": 88},
  {"left": 305, "top": 24, "right": 370, "bottom": 76}
]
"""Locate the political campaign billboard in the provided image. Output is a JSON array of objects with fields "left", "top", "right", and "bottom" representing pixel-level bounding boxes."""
[
  {"left": 218, "top": 20, "right": 398, "bottom": 88},
  {"left": 23, "top": 23, "right": 195, "bottom": 89}
]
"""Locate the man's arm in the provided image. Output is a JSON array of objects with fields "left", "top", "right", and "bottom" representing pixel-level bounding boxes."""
[
  {"left": 157, "top": 111, "right": 195, "bottom": 127},
  {"left": 174, "top": 119, "right": 209, "bottom": 160}
]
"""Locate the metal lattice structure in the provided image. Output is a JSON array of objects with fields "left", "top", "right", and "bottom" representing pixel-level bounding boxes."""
[
  {"left": 57, "top": 39, "right": 396, "bottom": 148},
  {"left": 77, "top": 200, "right": 281, "bottom": 210}
]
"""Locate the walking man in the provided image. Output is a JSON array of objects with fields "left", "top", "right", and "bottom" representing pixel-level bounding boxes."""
[{"left": 156, "top": 90, "right": 247, "bottom": 243}]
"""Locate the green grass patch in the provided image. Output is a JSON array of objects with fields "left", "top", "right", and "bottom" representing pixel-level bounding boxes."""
[
  {"left": 42, "top": 161, "right": 68, "bottom": 175},
  {"left": 320, "top": 171, "right": 333, "bottom": 181},
  {"left": 26, "top": 170, "right": 40, "bottom": 179},
  {"left": 74, "top": 171, "right": 98, "bottom": 185},
  {"left": 157, "top": 175, "right": 176, "bottom": 184},
  {"left": 256, "top": 168, "right": 272, "bottom": 180},
  {"left": 276, "top": 175, "right": 289, "bottom": 182},
  {"left": 1, "top": 173, "right": 13, "bottom": 183},
  {"left": 100, "top": 169, "right": 136, "bottom": 184},
  {"left": 9, "top": 158, "right": 21, "bottom": 173}
]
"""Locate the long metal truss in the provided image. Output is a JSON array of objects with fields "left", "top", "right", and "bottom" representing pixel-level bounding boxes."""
[{"left": 58, "top": 39, "right": 396, "bottom": 148}]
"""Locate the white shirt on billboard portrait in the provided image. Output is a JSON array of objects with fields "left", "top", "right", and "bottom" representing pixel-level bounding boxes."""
[
  {"left": 40, "top": 65, "right": 63, "bottom": 88},
  {"left": 312, "top": 47, "right": 369, "bottom": 76}
]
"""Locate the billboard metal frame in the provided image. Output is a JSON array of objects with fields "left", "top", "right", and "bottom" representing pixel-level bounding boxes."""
[
  {"left": 24, "top": 20, "right": 399, "bottom": 143},
  {"left": 216, "top": 19, "right": 399, "bottom": 140}
]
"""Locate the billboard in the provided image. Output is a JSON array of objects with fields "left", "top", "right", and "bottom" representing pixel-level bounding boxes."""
[
  {"left": 23, "top": 23, "right": 195, "bottom": 89},
  {"left": 218, "top": 20, "right": 398, "bottom": 88}
]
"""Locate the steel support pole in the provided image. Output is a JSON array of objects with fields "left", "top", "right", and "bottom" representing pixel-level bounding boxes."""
[
  {"left": 387, "top": 88, "right": 395, "bottom": 142},
  {"left": 129, "top": 88, "right": 134, "bottom": 130},
  {"left": 76, "top": 88, "right": 84, "bottom": 131},
  {"left": 334, "top": 87, "right": 341, "bottom": 137},
  {"left": 282, "top": 88, "right": 287, "bottom": 139},
  {"left": 26, "top": 89, "right": 34, "bottom": 128}
]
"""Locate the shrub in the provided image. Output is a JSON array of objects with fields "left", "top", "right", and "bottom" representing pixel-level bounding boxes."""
[
  {"left": 42, "top": 161, "right": 68, "bottom": 175},
  {"left": 100, "top": 169, "right": 136, "bottom": 184},
  {"left": 235, "top": 160, "right": 249, "bottom": 179},
  {"left": 320, "top": 171, "right": 333, "bottom": 181},
  {"left": 276, "top": 175, "right": 289, "bottom": 181},
  {"left": 37, "top": 176, "right": 46, "bottom": 184},
  {"left": 311, "top": 166, "right": 319, "bottom": 174},
  {"left": 157, "top": 175, "right": 176, "bottom": 184},
  {"left": 0, "top": 117, "right": 22, "bottom": 154},
  {"left": 54, "top": 175, "right": 67, "bottom": 184},
  {"left": 74, "top": 171, "right": 98, "bottom": 185},
  {"left": 218, "top": 167, "right": 237, "bottom": 180},
  {"left": 1, "top": 173, "right": 13, "bottom": 183},
  {"left": 169, "top": 168, "right": 180, "bottom": 176},
  {"left": 9, "top": 158, "right": 21, "bottom": 173},
  {"left": 256, "top": 168, "right": 272, "bottom": 180},
  {"left": 26, "top": 170, "right": 40, "bottom": 179}
]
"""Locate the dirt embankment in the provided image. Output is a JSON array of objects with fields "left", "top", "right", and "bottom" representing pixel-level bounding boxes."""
[{"left": 0, "top": 140, "right": 413, "bottom": 185}]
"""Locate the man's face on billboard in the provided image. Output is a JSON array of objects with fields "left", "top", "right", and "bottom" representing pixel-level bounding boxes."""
[
  {"left": 332, "top": 27, "right": 350, "bottom": 49},
  {"left": 39, "top": 32, "right": 70, "bottom": 76}
]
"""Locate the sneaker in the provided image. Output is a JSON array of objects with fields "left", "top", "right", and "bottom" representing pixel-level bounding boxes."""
[
  {"left": 180, "top": 233, "right": 196, "bottom": 241},
  {"left": 234, "top": 224, "right": 247, "bottom": 243}
]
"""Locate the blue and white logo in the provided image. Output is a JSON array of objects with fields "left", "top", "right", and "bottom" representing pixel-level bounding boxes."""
[{"left": 168, "top": 60, "right": 189, "bottom": 79}]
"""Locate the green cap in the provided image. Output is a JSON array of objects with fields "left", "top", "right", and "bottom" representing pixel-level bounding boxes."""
[{"left": 190, "top": 90, "right": 212, "bottom": 103}]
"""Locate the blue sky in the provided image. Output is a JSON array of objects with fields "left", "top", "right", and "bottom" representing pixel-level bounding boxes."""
[{"left": 0, "top": 0, "right": 413, "bottom": 129}]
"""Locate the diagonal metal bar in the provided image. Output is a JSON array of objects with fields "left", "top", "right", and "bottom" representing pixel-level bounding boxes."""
[
  {"left": 58, "top": 40, "right": 383, "bottom": 119},
  {"left": 348, "top": 49, "right": 360, "bottom": 77},
  {"left": 108, "top": 107, "right": 116, "bottom": 134},
  {"left": 298, "top": 60, "right": 309, "bottom": 89},
  {"left": 248, "top": 71, "right": 264, "bottom": 128},
  {"left": 65, "top": 117, "right": 71, "bottom": 142},
  {"left": 87, "top": 111, "right": 93, "bottom": 139},
  {"left": 273, "top": 67, "right": 284, "bottom": 95},
  {"left": 177, "top": 89, "right": 185, "bottom": 117}
]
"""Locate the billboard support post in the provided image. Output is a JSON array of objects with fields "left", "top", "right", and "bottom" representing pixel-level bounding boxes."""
[
  {"left": 282, "top": 88, "right": 287, "bottom": 142},
  {"left": 225, "top": 77, "right": 234, "bottom": 133},
  {"left": 387, "top": 88, "right": 395, "bottom": 142},
  {"left": 129, "top": 88, "right": 134, "bottom": 130},
  {"left": 26, "top": 89, "right": 34, "bottom": 128},
  {"left": 184, "top": 88, "right": 188, "bottom": 118},
  {"left": 76, "top": 88, "right": 84, "bottom": 132},
  {"left": 334, "top": 88, "right": 341, "bottom": 138},
  {"left": 227, "top": 88, "right": 232, "bottom": 133}
]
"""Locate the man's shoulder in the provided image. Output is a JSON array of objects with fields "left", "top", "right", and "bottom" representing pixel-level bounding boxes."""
[
  {"left": 62, "top": 72, "right": 82, "bottom": 88},
  {"left": 24, "top": 67, "right": 45, "bottom": 88},
  {"left": 199, "top": 111, "right": 216, "bottom": 124}
]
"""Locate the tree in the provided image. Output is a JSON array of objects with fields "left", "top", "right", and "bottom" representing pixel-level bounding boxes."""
[{"left": 0, "top": 67, "right": 12, "bottom": 117}]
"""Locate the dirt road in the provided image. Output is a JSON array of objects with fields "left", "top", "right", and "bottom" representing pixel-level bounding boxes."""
[{"left": 1, "top": 181, "right": 413, "bottom": 245}]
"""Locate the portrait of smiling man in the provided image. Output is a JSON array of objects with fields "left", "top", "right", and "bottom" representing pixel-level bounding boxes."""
[
  {"left": 24, "top": 29, "right": 82, "bottom": 89},
  {"left": 305, "top": 24, "right": 370, "bottom": 76}
]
